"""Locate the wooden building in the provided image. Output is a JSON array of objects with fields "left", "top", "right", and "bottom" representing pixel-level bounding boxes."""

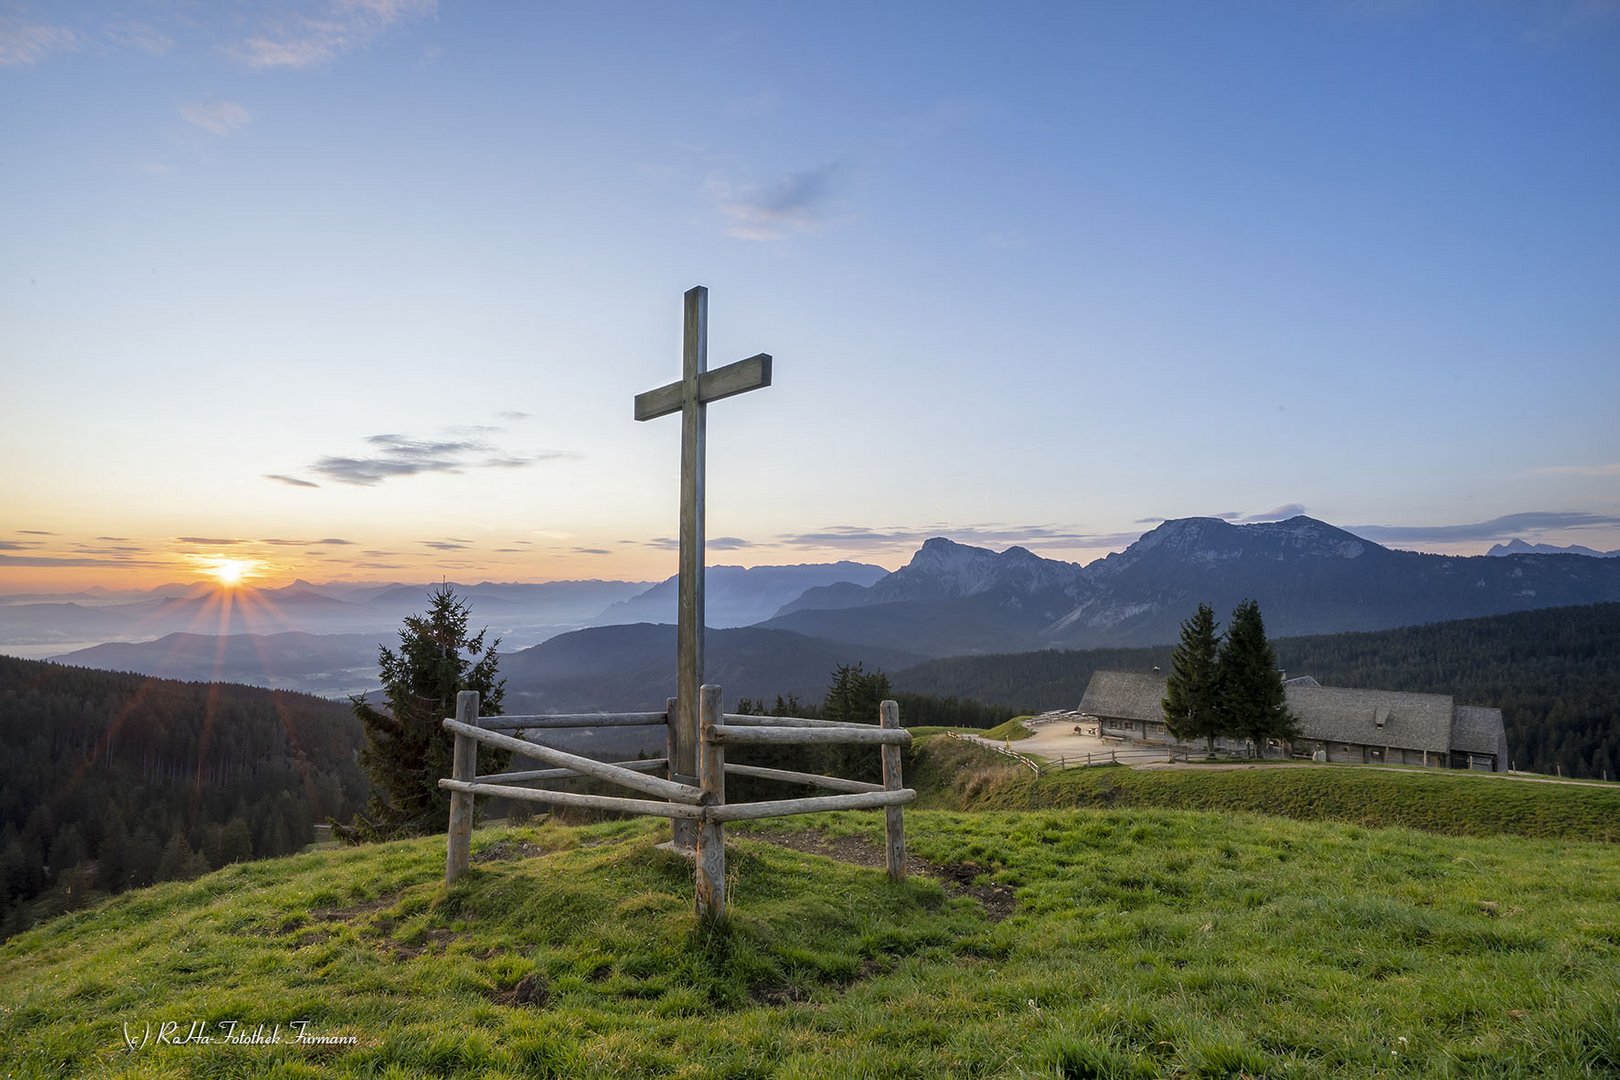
[{"left": 1077, "top": 670, "right": 1508, "bottom": 772}]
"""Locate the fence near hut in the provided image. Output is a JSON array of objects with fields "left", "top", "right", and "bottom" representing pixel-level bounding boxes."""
[
  {"left": 438, "top": 686, "right": 913, "bottom": 921},
  {"left": 943, "top": 731, "right": 1187, "bottom": 775}
]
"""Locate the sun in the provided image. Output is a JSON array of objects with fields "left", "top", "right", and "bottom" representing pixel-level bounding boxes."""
[{"left": 205, "top": 558, "right": 257, "bottom": 588}]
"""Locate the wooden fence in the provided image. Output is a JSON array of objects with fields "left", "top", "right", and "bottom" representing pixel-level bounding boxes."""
[
  {"left": 438, "top": 686, "right": 914, "bottom": 921},
  {"left": 944, "top": 731, "right": 1185, "bottom": 774}
]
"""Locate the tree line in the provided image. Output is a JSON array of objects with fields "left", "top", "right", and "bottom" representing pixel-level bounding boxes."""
[{"left": 0, "top": 655, "right": 368, "bottom": 940}]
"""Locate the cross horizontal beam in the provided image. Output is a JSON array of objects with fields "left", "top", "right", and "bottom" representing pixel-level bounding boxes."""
[{"left": 633, "top": 353, "right": 773, "bottom": 422}]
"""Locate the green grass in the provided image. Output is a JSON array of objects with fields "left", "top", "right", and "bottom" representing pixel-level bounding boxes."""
[
  {"left": 980, "top": 715, "right": 1035, "bottom": 741},
  {"left": 4, "top": 803, "right": 1618, "bottom": 1077},
  {"left": 914, "top": 735, "right": 1620, "bottom": 842}
]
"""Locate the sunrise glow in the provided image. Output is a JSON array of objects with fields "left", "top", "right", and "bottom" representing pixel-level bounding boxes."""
[{"left": 202, "top": 558, "right": 258, "bottom": 588}]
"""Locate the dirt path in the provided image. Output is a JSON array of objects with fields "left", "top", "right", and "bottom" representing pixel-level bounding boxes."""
[{"left": 958, "top": 718, "right": 1174, "bottom": 767}]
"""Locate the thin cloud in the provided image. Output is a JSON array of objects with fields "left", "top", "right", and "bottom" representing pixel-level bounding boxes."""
[
  {"left": 177, "top": 536, "right": 245, "bottom": 545},
  {"left": 495, "top": 411, "right": 532, "bottom": 422},
  {"left": 1238, "top": 504, "right": 1308, "bottom": 523},
  {"left": 572, "top": 547, "right": 611, "bottom": 556},
  {"left": 419, "top": 540, "right": 469, "bottom": 551},
  {"left": 710, "top": 164, "right": 839, "bottom": 241},
  {"left": 260, "top": 537, "right": 354, "bottom": 546},
  {"left": 265, "top": 473, "right": 321, "bottom": 488},
  {"left": 18, "top": 530, "right": 56, "bottom": 535},
  {"left": 304, "top": 431, "right": 577, "bottom": 486},
  {"left": 105, "top": 20, "right": 174, "bottom": 55},
  {"left": 630, "top": 536, "right": 751, "bottom": 550},
  {"left": 1350, "top": 511, "right": 1620, "bottom": 544},
  {"left": 181, "top": 100, "right": 251, "bottom": 136},
  {"left": 774, "top": 523, "right": 1143, "bottom": 551},
  {"left": 0, "top": 17, "right": 78, "bottom": 67},
  {"left": 0, "top": 541, "right": 42, "bottom": 551},
  {"left": 235, "top": 0, "right": 436, "bottom": 69},
  {"left": 1531, "top": 462, "right": 1620, "bottom": 478},
  {"left": 0, "top": 553, "right": 165, "bottom": 568}
]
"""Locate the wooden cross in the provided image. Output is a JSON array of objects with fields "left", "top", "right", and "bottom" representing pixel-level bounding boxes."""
[{"left": 635, "top": 285, "right": 771, "bottom": 847}]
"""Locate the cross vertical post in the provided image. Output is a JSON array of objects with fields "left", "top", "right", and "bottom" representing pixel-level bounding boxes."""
[{"left": 635, "top": 285, "right": 771, "bottom": 851}]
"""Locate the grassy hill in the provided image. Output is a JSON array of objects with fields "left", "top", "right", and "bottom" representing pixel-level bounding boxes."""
[
  {"left": 910, "top": 736, "right": 1620, "bottom": 841},
  {"left": 4, "top": 757, "right": 1619, "bottom": 1076}
]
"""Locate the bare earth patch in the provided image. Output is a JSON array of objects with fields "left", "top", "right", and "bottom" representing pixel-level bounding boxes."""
[{"left": 742, "top": 827, "right": 1016, "bottom": 921}]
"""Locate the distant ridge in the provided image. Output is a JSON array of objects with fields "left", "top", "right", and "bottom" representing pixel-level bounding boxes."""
[
  {"left": 759, "top": 516, "right": 1620, "bottom": 655},
  {"left": 1487, "top": 538, "right": 1620, "bottom": 558}
]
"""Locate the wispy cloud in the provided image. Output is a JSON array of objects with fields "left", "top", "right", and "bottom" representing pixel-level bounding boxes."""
[
  {"left": 265, "top": 473, "right": 321, "bottom": 488},
  {"left": 261, "top": 537, "right": 354, "bottom": 546},
  {"left": 633, "top": 536, "right": 754, "bottom": 551},
  {"left": 177, "top": 536, "right": 244, "bottom": 545},
  {"left": 419, "top": 540, "right": 469, "bottom": 551},
  {"left": 235, "top": 0, "right": 436, "bottom": 69},
  {"left": 1530, "top": 462, "right": 1620, "bottom": 478},
  {"left": 1238, "top": 504, "right": 1308, "bottom": 523},
  {"left": 774, "top": 523, "right": 1144, "bottom": 552},
  {"left": 1350, "top": 511, "right": 1620, "bottom": 544},
  {"left": 0, "top": 16, "right": 78, "bottom": 67},
  {"left": 72, "top": 542, "right": 145, "bottom": 555},
  {"left": 181, "top": 100, "right": 251, "bottom": 136},
  {"left": 294, "top": 429, "right": 577, "bottom": 487},
  {"left": 0, "top": 553, "right": 165, "bottom": 568},
  {"left": 0, "top": 541, "right": 43, "bottom": 551},
  {"left": 709, "top": 164, "right": 839, "bottom": 241},
  {"left": 18, "top": 530, "right": 56, "bottom": 536},
  {"left": 572, "top": 547, "right": 611, "bottom": 556},
  {"left": 105, "top": 20, "right": 174, "bottom": 55}
]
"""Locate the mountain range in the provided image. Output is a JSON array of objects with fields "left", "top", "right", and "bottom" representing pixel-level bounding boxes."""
[
  {"left": 759, "top": 516, "right": 1620, "bottom": 654},
  {"left": 1487, "top": 539, "right": 1620, "bottom": 558},
  {"left": 0, "top": 565, "right": 879, "bottom": 654},
  {"left": 28, "top": 515, "right": 1620, "bottom": 707}
]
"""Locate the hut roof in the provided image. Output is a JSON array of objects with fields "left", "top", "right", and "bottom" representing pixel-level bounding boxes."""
[
  {"left": 1078, "top": 670, "right": 1168, "bottom": 722},
  {"left": 1286, "top": 685, "right": 1455, "bottom": 753},
  {"left": 1452, "top": 705, "right": 1507, "bottom": 757}
]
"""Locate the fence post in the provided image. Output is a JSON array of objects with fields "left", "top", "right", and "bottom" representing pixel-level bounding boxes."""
[
  {"left": 445, "top": 690, "right": 479, "bottom": 883},
  {"left": 880, "top": 699, "right": 906, "bottom": 882},
  {"left": 695, "top": 684, "right": 726, "bottom": 921}
]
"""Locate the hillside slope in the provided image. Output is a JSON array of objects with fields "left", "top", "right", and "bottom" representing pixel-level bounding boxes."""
[{"left": 2, "top": 805, "right": 1616, "bottom": 1077}]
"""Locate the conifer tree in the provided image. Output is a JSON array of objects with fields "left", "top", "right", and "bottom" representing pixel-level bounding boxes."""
[
  {"left": 337, "top": 586, "right": 505, "bottom": 842},
  {"left": 823, "top": 663, "right": 892, "bottom": 783},
  {"left": 1217, "top": 599, "right": 1298, "bottom": 755},
  {"left": 1162, "top": 603, "right": 1222, "bottom": 753}
]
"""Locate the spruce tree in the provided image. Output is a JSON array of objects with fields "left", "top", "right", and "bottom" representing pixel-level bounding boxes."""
[
  {"left": 823, "top": 663, "right": 892, "bottom": 783},
  {"left": 1217, "top": 599, "right": 1298, "bottom": 755},
  {"left": 1162, "top": 603, "right": 1222, "bottom": 753},
  {"left": 338, "top": 585, "right": 506, "bottom": 842}
]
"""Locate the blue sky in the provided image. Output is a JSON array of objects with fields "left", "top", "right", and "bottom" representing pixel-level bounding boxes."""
[{"left": 3, "top": 1, "right": 1618, "bottom": 589}]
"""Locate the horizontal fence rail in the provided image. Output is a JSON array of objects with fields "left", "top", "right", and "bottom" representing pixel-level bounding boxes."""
[
  {"left": 707, "top": 723, "right": 911, "bottom": 747},
  {"left": 706, "top": 787, "right": 916, "bottom": 823},
  {"left": 720, "top": 713, "right": 884, "bottom": 731},
  {"left": 440, "top": 778, "right": 704, "bottom": 820},
  {"left": 477, "top": 711, "right": 668, "bottom": 731},
  {"left": 478, "top": 757, "right": 669, "bottom": 785},
  {"left": 722, "top": 762, "right": 884, "bottom": 794}
]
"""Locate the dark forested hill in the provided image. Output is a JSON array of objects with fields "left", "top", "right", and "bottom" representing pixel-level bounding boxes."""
[
  {"left": 0, "top": 656, "right": 367, "bottom": 939},
  {"left": 892, "top": 603, "right": 1620, "bottom": 780}
]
